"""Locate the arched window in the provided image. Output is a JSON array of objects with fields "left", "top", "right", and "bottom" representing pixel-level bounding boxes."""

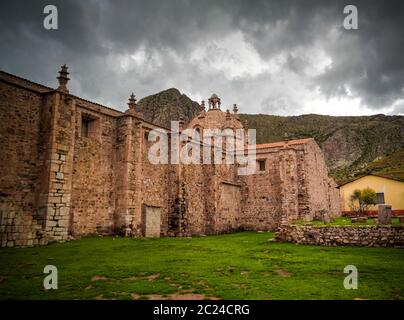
[{"left": 193, "top": 126, "right": 202, "bottom": 141}]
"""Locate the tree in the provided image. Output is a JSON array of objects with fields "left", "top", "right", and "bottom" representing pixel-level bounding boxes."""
[{"left": 349, "top": 187, "right": 377, "bottom": 216}]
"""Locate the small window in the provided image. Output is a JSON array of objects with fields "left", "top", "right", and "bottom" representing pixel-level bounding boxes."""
[
  {"left": 194, "top": 127, "right": 201, "bottom": 140},
  {"left": 80, "top": 113, "right": 99, "bottom": 139},
  {"left": 258, "top": 159, "right": 266, "bottom": 172},
  {"left": 376, "top": 192, "right": 385, "bottom": 204},
  {"left": 144, "top": 131, "right": 149, "bottom": 140},
  {"left": 81, "top": 118, "right": 90, "bottom": 138}
]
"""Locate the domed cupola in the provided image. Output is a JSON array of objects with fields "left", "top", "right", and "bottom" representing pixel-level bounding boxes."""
[{"left": 188, "top": 94, "right": 245, "bottom": 132}]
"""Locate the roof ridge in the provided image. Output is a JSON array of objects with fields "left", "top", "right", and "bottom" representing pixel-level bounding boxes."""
[
  {"left": 0, "top": 69, "right": 123, "bottom": 115},
  {"left": 339, "top": 173, "right": 404, "bottom": 186},
  {"left": 0, "top": 69, "right": 53, "bottom": 91}
]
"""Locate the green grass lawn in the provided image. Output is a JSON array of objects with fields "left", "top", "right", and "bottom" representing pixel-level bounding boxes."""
[
  {"left": 0, "top": 232, "right": 403, "bottom": 300},
  {"left": 293, "top": 217, "right": 404, "bottom": 226}
]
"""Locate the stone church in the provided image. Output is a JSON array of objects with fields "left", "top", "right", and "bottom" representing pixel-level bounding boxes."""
[{"left": 0, "top": 66, "right": 340, "bottom": 247}]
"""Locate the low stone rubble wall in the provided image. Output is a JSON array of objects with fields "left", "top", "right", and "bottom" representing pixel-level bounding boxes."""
[{"left": 276, "top": 224, "right": 404, "bottom": 247}]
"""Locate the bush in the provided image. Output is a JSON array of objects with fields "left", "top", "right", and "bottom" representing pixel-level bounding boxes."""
[{"left": 349, "top": 187, "right": 377, "bottom": 216}]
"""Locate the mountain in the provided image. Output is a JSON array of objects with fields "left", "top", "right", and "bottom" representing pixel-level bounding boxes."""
[
  {"left": 239, "top": 113, "right": 404, "bottom": 183},
  {"left": 136, "top": 89, "right": 404, "bottom": 184},
  {"left": 137, "top": 88, "right": 203, "bottom": 128},
  {"left": 344, "top": 149, "right": 404, "bottom": 184}
]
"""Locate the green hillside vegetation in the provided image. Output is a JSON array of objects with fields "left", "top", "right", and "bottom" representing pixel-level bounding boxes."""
[
  {"left": 239, "top": 114, "right": 404, "bottom": 184},
  {"left": 239, "top": 113, "right": 404, "bottom": 148},
  {"left": 345, "top": 149, "right": 404, "bottom": 184}
]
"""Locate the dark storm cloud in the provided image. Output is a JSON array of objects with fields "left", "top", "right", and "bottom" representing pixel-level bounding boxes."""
[
  {"left": 0, "top": 0, "right": 403, "bottom": 114},
  {"left": 314, "top": 0, "right": 404, "bottom": 108}
]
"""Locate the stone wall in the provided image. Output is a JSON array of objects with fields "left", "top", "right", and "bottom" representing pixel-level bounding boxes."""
[
  {"left": 0, "top": 75, "right": 51, "bottom": 247},
  {"left": 240, "top": 140, "right": 341, "bottom": 230},
  {"left": 0, "top": 80, "right": 44, "bottom": 220},
  {"left": 114, "top": 115, "right": 137, "bottom": 236},
  {"left": 141, "top": 125, "right": 176, "bottom": 237},
  {"left": 212, "top": 164, "right": 243, "bottom": 234},
  {"left": 0, "top": 69, "right": 342, "bottom": 247},
  {"left": 179, "top": 160, "right": 242, "bottom": 236},
  {"left": 70, "top": 106, "right": 118, "bottom": 236},
  {"left": 276, "top": 224, "right": 404, "bottom": 247},
  {"left": 304, "top": 141, "right": 341, "bottom": 220},
  {"left": 41, "top": 92, "right": 75, "bottom": 242},
  {"left": 179, "top": 163, "right": 213, "bottom": 235},
  {"left": 241, "top": 152, "right": 283, "bottom": 230},
  {"left": 0, "top": 199, "right": 47, "bottom": 247}
]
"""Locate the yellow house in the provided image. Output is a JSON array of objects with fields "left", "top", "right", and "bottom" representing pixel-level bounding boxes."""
[{"left": 339, "top": 175, "right": 404, "bottom": 215}]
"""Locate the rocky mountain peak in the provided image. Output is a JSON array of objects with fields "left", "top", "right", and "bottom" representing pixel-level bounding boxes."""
[{"left": 136, "top": 88, "right": 203, "bottom": 128}]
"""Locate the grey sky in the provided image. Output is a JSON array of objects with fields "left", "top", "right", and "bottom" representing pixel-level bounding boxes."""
[{"left": 1, "top": 0, "right": 404, "bottom": 115}]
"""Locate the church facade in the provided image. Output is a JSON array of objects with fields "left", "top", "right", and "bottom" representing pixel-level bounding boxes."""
[{"left": 0, "top": 66, "right": 340, "bottom": 247}]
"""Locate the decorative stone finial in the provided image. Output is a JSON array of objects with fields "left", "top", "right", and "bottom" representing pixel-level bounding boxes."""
[
  {"left": 208, "top": 94, "right": 221, "bottom": 109},
  {"left": 57, "top": 64, "right": 70, "bottom": 93},
  {"left": 198, "top": 109, "right": 206, "bottom": 119},
  {"left": 128, "top": 92, "right": 137, "bottom": 110},
  {"left": 233, "top": 104, "right": 238, "bottom": 114},
  {"left": 125, "top": 92, "right": 144, "bottom": 118}
]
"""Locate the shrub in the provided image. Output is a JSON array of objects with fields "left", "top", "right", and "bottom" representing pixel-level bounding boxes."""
[{"left": 349, "top": 187, "right": 377, "bottom": 216}]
